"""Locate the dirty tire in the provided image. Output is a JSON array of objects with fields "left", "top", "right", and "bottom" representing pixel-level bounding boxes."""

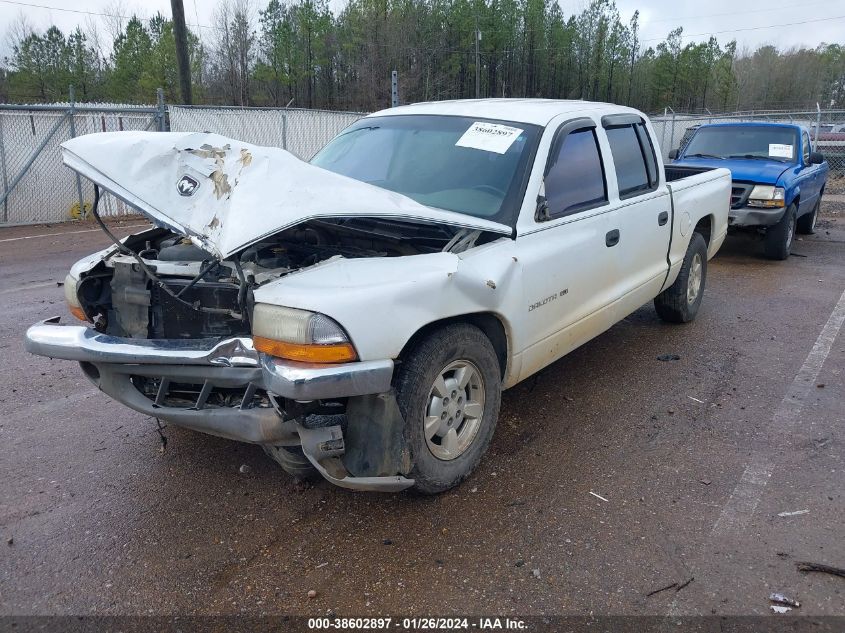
[
  {"left": 394, "top": 323, "right": 501, "bottom": 495},
  {"left": 654, "top": 232, "right": 708, "bottom": 324},
  {"left": 796, "top": 195, "right": 821, "bottom": 235},
  {"left": 764, "top": 204, "right": 797, "bottom": 260},
  {"left": 262, "top": 444, "right": 320, "bottom": 481}
]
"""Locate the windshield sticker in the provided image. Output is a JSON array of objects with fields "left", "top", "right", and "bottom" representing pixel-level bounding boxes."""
[
  {"left": 769, "top": 143, "right": 793, "bottom": 159},
  {"left": 456, "top": 122, "right": 524, "bottom": 154}
]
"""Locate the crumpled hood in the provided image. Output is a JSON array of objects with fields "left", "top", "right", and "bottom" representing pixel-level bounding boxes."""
[
  {"left": 673, "top": 156, "right": 793, "bottom": 185},
  {"left": 61, "top": 131, "right": 512, "bottom": 258}
]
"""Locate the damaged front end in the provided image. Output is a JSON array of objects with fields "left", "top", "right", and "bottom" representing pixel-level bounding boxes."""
[
  {"left": 31, "top": 203, "right": 474, "bottom": 491},
  {"left": 28, "top": 311, "right": 409, "bottom": 490},
  {"left": 27, "top": 131, "right": 513, "bottom": 491}
]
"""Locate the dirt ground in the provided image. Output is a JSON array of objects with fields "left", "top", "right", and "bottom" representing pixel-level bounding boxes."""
[{"left": 1, "top": 193, "right": 843, "bottom": 623}]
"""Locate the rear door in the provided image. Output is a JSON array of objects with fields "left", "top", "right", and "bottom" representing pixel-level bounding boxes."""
[{"left": 599, "top": 115, "right": 672, "bottom": 317}]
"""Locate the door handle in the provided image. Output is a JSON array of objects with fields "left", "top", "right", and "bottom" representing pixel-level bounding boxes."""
[
  {"left": 605, "top": 229, "right": 620, "bottom": 247},
  {"left": 658, "top": 211, "right": 669, "bottom": 226}
]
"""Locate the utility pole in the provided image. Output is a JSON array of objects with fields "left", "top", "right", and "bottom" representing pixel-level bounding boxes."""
[
  {"left": 475, "top": 16, "right": 481, "bottom": 99},
  {"left": 171, "top": 0, "right": 193, "bottom": 104}
]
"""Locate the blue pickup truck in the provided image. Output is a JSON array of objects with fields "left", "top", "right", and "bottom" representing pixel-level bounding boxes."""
[{"left": 669, "top": 122, "right": 828, "bottom": 259}]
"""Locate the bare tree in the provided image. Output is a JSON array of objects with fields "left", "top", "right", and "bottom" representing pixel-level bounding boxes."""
[
  {"left": 101, "top": 0, "right": 131, "bottom": 43},
  {"left": 211, "top": 0, "right": 255, "bottom": 105},
  {"left": 3, "top": 11, "right": 35, "bottom": 62},
  {"left": 83, "top": 15, "right": 106, "bottom": 63}
]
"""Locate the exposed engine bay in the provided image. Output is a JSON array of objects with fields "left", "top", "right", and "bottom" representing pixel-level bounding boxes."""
[{"left": 76, "top": 214, "right": 489, "bottom": 341}]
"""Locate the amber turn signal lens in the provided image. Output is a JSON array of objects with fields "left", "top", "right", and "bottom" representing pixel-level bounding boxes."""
[
  {"left": 69, "top": 304, "right": 88, "bottom": 322},
  {"left": 253, "top": 336, "right": 357, "bottom": 363}
]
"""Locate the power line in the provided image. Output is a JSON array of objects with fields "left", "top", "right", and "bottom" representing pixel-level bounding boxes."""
[
  {"left": 419, "top": 13, "right": 845, "bottom": 55},
  {"left": 470, "top": 0, "right": 839, "bottom": 37},
  {"left": 0, "top": 0, "right": 217, "bottom": 31},
  {"left": 646, "top": 0, "right": 837, "bottom": 24},
  {"left": 1, "top": 0, "right": 842, "bottom": 55},
  {"left": 641, "top": 13, "right": 845, "bottom": 43}
]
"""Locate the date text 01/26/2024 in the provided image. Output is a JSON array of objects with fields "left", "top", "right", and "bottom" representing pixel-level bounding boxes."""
[{"left": 307, "top": 617, "right": 528, "bottom": 630}]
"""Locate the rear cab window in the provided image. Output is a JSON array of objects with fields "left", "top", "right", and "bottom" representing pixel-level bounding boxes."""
[{"left": 602, "top": 114, "right": 659, "bottom": 199}]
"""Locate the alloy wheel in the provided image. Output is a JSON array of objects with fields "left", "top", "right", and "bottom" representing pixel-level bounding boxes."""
[
  {"left": 687, "top": 252, "right": 703, "bottom": 305},
  {"left": 424, "top": 360, "right": 486, "bottom": 461}
]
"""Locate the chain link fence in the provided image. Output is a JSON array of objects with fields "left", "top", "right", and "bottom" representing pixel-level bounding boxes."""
[
  {"left": 651, "top": 109, "right": 845, "bottom": 175},
  {"left": 168, "top": 105, "right": 364, "bottom": 160},
  {"left": 0, "top": 101, "right": 164, "bottom": 226},
  {"left": 5, "top": 100, "right": 844, "bottom": 228},
  {"left": 0, "top": 100, "right": 363, "bottom": 227}
]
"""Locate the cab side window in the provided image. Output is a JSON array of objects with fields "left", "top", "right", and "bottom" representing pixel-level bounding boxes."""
[
  {"left": 635, "top": 123, "right": 659, "bottom": 186},
  {"left": 544, "top": 128, "right": 607, "bottom": 218},
  {"left": 605, "top": 122, "right": 658, "bottom": 198},
  {"left": 802, "top": 131, "right": 811, "bottom": 163}
]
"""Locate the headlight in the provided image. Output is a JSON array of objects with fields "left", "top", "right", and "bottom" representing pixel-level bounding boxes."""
[
  {"left": 252, "top": 304, "right": 357, "bottom": 363},
  {"left": 63, "top": 273, "right": 88, "bottom": 322},
  {"left": 747, "top": 185, "right": 785, "bottom": 208}
]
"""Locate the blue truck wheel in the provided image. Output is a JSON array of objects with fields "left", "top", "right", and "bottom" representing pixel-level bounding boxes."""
[{"left": 764, "top": 204, "right": 796, "bottom": 260}]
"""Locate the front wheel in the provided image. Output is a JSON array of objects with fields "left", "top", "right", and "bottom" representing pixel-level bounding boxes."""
[
  {"left": 764, "top": 204, "right": 797, "bottom": 260},
  {"left": 394, "top": 323, "right": 501, "bottom": 494},
  {"left": 654, "top": 232, "right": 708, "bottom": 324},
  {"left": 796, "top": 196, "right": 821, "bottom": 235},
  {"left": 262, "top": 444, "right": 320, "bottom": 481}
]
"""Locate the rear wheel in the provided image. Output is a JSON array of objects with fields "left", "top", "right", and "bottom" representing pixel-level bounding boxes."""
[
  {"left": 764, "top": 204, "right": 797, "bottom": 260},
  {"left": 654, "top": 232, "right": 708, "bottom": 324},
  {"left": 796, "top": 196, "right": 821, "bottom": 235},
  {"left": 394, "top": 323, "right": 501, "bottom": 494}
]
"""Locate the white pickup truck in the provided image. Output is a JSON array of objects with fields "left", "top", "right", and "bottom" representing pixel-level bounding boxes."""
[{"left": 25, "top": 99, "right": 730, "bottom": 493}]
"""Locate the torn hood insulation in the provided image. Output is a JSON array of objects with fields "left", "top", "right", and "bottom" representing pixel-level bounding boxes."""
[{"left": 61, "top": 131, "right": 512, "bottom": 258}]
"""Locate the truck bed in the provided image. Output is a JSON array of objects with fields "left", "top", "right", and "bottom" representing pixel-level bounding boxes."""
[
  {"left": 664, "top": 164, "right": 732, "bottom": 274},
  {"left": 664, "top": 164, "right": 721, "bottom": 182}
]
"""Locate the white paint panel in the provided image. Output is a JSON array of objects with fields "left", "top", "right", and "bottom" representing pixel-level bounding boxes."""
[{"left": 61, "top": 131, "right": 511, "bottom": 259}]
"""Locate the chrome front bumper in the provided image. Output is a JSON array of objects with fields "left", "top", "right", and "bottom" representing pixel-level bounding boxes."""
[
  {"left": 25, "top": 317, "right": 394, "bottom": 401},
  {"left": 24, "top": 318, "right": 412, "bottom": 492}
]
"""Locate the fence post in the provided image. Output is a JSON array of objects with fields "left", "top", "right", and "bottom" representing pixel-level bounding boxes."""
[
  {"left": 68, "top": 85, "right": 86, "bottom": 219},
  {"left": 0, "top": 112, "right": 8, "bottom": 223},
  {"left": 668, "top": 108, "right": 676, "bottom": 152},
  {"left": 156, "top": 88, "right": 166, "bottom": 131},
  {"left": 815, "top": 103, "right": 821, "bottom": 146},
  {"left": 391, "top": 71, "right": 399, "bottom": 108},
  {"left": 661, "top": 107, "right": 667, "bottom": 150}
]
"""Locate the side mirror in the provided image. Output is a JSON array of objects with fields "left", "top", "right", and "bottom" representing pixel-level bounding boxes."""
[
  {"left": 809, "top": 151, "right": 824, "bottom": 165},
  {"left": 668, "top": 149, "right": 679, "bottom": 160},
  {"left": 535, "top": 181, "right": 551, "bottom": 222},
  {"left": 535, "top": 195, "right": 550, "bottom": 222}
]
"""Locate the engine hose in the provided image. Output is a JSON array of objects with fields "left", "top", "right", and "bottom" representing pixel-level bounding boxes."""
[{"left": 91, "top": 185, "right": 238, "bottom": 317}]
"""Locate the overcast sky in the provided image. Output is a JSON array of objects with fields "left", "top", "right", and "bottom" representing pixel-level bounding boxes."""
[{"left": 0, "top": 0, "right": 843, "bottom": 59}]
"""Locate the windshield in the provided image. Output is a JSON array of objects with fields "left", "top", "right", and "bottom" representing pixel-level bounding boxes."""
[
  {"left": 683, "top": 125, "right": 799, "bottom": 162},
  {"left": 311, "top": 115, "right": 541, "bottom": 225}
]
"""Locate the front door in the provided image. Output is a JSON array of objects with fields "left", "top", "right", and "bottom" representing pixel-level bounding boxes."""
[
  {"left": 516, "top": 119, "right": 620, "bottom": 381},
  {"left": 798, "top": 130, "right": 823, "bottom": 214}
]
